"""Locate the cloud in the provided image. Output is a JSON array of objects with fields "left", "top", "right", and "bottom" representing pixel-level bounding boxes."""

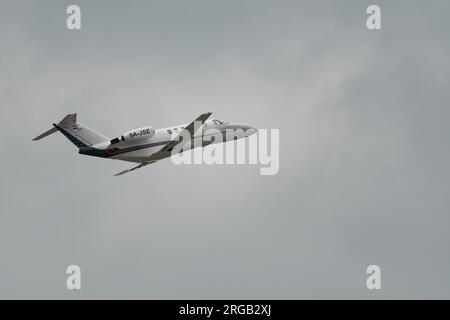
[{"left": 1, "top": 0, "right": 450, "bottom": 298}]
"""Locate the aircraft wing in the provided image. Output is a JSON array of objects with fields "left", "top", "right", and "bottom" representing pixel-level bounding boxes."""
[
  {"left": 113, "top": 112, "right": 212, "bottom": 176},
  {"left": 158, "top": 112, "right": 212, "bottom": 154},
  {"left": 113, "top": 161, "right": 156, "bottom": 176}
]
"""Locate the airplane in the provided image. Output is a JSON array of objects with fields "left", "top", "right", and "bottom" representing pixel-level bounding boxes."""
[{"left": 32, "top": 113, "right": 257, "bottom": 176}]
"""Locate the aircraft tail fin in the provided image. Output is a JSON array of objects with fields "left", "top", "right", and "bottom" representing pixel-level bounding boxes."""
[{"left": 33, "top": 113, "right": 110, "bottom": 148}]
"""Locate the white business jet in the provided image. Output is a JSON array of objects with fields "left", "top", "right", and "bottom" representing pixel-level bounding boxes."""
[{"left": 33, "top": 113, "right": 257, "bottom": 176}]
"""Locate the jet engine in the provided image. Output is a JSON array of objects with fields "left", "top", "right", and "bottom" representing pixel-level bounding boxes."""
[{"left": 120, "top": 126, "right": 155, "bottom": 142}]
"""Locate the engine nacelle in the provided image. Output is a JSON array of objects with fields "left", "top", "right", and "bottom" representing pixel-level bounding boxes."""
[{"left": 121, "top": 126, "right": 155, "bottom": 142}]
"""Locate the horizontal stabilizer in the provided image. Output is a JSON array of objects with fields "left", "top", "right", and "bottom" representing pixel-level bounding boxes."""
[{"left": 32, "top": 127, "right": 58, "bottom": 141}]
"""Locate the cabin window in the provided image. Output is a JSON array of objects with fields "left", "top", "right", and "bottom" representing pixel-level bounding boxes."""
[
  {"left": 167, "top": 129, "right": 172, "bottom": 134},
  {"left": 110, "top": 138, "right": 120, "bottom": 145}
]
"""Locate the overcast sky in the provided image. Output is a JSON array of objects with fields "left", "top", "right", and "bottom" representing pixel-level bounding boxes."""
[{"left": 1, "top": 0, "right": 450, "bottom": 299}]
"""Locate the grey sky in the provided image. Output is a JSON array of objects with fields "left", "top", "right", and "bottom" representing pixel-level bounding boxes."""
[{"left": 1, "top": 0, "right": 450, "bottom": 298}]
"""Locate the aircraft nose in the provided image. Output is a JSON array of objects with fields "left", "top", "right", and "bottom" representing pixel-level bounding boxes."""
[{"left": 227, "top": 123, "right": 257, "bottom": 136}]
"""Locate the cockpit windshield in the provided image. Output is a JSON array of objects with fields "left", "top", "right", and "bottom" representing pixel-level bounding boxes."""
[{"left": 213, "top": 119, "right": 224, "bottom": 125}]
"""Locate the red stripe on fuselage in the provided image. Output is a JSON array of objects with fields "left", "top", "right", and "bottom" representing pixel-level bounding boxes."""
[{"left": 106, "top": 140, "right": 171, "bottom": 156}]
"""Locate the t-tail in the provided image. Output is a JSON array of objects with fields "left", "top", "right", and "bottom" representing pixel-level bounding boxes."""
[{"left": 32, "top": 113, "right": 110, "bottom": 148}]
